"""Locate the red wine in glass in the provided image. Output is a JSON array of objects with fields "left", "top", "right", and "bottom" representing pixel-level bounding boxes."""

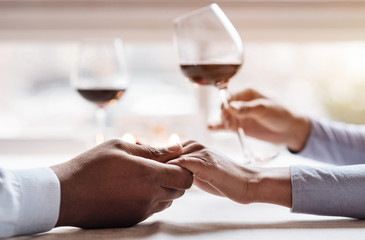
[
  {"left": 180, "top": 63, "right": 241, "bottom": 87},
  {"left": 77, "top": 88, "right": 126, "bottom": 107}
]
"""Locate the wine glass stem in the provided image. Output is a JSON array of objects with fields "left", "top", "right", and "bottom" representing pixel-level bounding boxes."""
[
  {"left": 95, "top": 106, "right": 106, "bottom": 144},
  {"left": 218, "top": 88, "right": 254, "bottom": 164}
]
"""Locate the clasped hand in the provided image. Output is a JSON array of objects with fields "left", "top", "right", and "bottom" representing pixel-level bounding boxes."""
[{"left": 51, "top": 140, "right": 193, "bottom": 229}]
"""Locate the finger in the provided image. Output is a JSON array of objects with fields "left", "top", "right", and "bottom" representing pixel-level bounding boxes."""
[
  {"left": 217, "top": 109, "right": 235, "bottom": 131},
  {"left": 229, "top": 88, "right": 266, "bottom": 102},
  {"left": 228, "top": 100, "right": 265, "bottom": 119},
  {"left": 208, "top": 122, "right": 225, "bottom": 130},
  {"left": 154, "top": 201, "right": 173, "bottom": 213},
  {"left": 115, "top": 140, "right": 183, "bottom": 163},
  {"left": 157, "top": 188, "right": 185, "bottom": 201},
  {"left": 181, "top": 141, "right": 205, "bottom": 155},
  {"left": 181, "top": 139, "right": 196, "bottom": 147},
  {"left": 151, "top": 144, "right": 183, "bottom": 163},
  {"left": 168, "top": 157, "right": 214, "bottom": 183},
  {"left": 223, "top": 112, "right": 238, "bottom": 131},
  {"left": 157, "top": 163, "right": 193, "bottom": 190}
]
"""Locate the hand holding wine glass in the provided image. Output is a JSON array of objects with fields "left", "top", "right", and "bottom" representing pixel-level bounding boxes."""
[
  {"left": 73, "top": 38, "right": 128, "bottom": 144},
  {"left": 209, "top": 88, "right": 311, "bottom": 152}
]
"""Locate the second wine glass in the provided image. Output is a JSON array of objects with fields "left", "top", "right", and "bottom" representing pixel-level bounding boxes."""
[{"left": 73, "top": 38, "right": 129, "bottom": 144}]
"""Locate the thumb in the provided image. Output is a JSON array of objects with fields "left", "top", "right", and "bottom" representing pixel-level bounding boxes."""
[
  {"left": 152, "top": 144, "right": 183, "bottom": 163},
  {"left": 119, "top": 141, "right": 183, "bottom": 163}
]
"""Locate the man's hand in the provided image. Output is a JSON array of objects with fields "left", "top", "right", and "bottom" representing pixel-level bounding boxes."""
[
  {"left": 51, "top": 140, "right": 193, "bottom": 229},
  {"left": 209, "top": 88, "right": 311, "bottom": 152},
  {"left": 169, "top": 140, "right": 292, "bottom": 208}
]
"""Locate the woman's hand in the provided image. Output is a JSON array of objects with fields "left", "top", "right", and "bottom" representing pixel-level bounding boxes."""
[
  {"left": 209, "top": 88, "right": 311, "bottom": 152},
  {"left": 169, "top": 140, "right": 292, "bottom": 207},
  {"left": 169, "top": 140, "right": 258, "bottom": 204}
]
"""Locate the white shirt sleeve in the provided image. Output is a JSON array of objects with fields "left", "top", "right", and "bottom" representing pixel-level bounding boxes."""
[{"left": 0, "top": 167, "right": 60, "bottom": 238}]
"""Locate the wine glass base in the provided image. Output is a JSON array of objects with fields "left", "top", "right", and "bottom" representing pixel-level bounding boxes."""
[{"left": 244, "top": 137, "right": 284, "bottom": 166}]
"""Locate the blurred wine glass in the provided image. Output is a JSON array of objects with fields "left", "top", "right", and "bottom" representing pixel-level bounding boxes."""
[
  {"left": 72, "top": 38, "right": 128, "bottom": 144},
  {"left": 174, "top": 4, "right": 280, "bottom": 164}
]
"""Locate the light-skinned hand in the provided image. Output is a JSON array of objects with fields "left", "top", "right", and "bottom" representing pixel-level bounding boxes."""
[
  {"left": 169, "top": 140, "right": 292, "bottom": 207},
  {"left": 209, "top": 88, "right": 311, "bottom": 152}
]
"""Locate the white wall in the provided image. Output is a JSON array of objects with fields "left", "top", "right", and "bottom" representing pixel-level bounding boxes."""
[{"left": 1, "top": 0, "right": 365, "bottom": 42}]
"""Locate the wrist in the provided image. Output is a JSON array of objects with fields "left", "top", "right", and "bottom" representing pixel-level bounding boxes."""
[
  {"left": 286, "top": 115, "right": 311, "bottom": 152},
  {"left": 250, "top": 167, "right": 292, "bottom": 208},
  {"left": 50, "top": 165, "right": 72, "bottom": 227}
]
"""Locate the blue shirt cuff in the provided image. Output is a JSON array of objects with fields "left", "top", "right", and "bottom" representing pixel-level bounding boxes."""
[{"left": 291, "top": 164, "right": 365, "bottom": 218}]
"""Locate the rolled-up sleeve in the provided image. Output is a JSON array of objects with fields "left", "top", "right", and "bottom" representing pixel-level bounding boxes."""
[
  {"left": 291, "top": 164, "right": 365, "bottom": 218},
  {"left": 0, "top": 167, "right": 60, "bottom": 238}
]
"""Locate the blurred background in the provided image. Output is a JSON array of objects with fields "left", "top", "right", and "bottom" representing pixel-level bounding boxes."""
[{"left": 1, "top": 0, "right": 365, "bottom": 158}]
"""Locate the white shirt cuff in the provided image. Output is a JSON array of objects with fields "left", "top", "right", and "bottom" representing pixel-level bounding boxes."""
[{"left": 11, "top": 167, "right": 60, "bottom": 237}]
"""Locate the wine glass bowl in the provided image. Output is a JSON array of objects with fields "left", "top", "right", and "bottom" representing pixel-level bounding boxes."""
[
  {"left": 173, "top": 3, "right": 243, "bottom": 67},
  {"left": 180, "top": 63, "right": 241, "bottom": 88},
  {"left": 174, "top": 4, "right": 243, "bottom": 92},
  {"left": 72, "top": 38, "right": 128, "bottom": 144}
]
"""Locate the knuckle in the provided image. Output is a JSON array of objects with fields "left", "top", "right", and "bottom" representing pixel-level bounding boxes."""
[
  {"left": 199, "top": 150, "right": 218, "bottom": 168},
  {"left": 108, "top": 139, "right": 124, "bottom": 148},
  {"left": 205, "top": 158, "right": 218, "bottom": 169},
  {"left": 245, "top": 88, "right": 255, "bottom": 95},
  {"left": 245, "top": 88, "right": 257, "bottom": 98},
  {"left": 191, "top": 142, "right": 205, "bottom": 151},
  {"left": 177, "top": 156, "right": 187, "bottom": 165},
  {"left": 147, "top": 146, "right": 162, "bottom": 158},
  {"left": 200, "top": 148, "right": 210, "bottom": 156}
]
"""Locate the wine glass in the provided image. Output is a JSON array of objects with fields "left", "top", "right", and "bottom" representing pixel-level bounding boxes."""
[
  {"left": 72, "top": 38, "right": 128, "bottom": 144},
  {"left": 173, "top": 4, "right": 279, "bottom": 164}
]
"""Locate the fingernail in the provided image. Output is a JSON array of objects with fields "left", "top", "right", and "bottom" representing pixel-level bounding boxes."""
[{"left": 167, "top": 143, "right": 182, "bottom": 152}]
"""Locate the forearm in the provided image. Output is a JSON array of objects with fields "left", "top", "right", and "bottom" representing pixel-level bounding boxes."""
[{"left": 249, "top": 167, "right": 292, "bottom": 208}]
